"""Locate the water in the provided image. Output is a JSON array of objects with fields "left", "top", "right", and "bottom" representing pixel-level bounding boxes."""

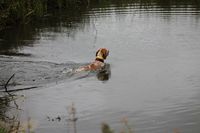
[{"left": 1, "top": 1, "right": 200, "bottom": 133}]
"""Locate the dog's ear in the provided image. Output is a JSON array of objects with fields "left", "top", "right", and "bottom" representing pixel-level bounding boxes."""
[
  {"left": 96, "top": 49, "right": 100, "bottom": 56},
  {"left": 102, "top": 49, "right": 109, "bottom": 59}
]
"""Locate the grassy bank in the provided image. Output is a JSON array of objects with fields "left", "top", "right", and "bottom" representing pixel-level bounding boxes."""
[
  {"left": 0, "top": 0, "right": 199, "bottom": 31},
  {"left": 0, "top": 0, "right": 200, "bottom": 30},
  {"left": 0, "top": 0, "right": 88, "bottom": 30}
]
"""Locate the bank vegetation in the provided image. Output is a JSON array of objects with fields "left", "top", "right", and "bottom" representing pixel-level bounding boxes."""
[{"left": 0, "top": 0, "right": 199, "bottom": 31}]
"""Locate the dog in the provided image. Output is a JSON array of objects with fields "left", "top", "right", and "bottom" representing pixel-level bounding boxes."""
[{"left": 75, "top": 48, "right": 109, "bottom": 72}]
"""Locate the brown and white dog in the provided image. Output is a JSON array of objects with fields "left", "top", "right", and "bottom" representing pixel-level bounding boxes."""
[{"left": 75, "top": 48, "right": 109, "bottom": 72}]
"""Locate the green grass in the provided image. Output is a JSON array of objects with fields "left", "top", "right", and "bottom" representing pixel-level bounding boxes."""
[
  {"left": 0, "top": 0, "right": 87, "bottom": 30},
  {"left": 0, "top": 128, "right": 7, "bottom": 133}
]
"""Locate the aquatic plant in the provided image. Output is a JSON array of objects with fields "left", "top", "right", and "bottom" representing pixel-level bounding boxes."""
[
  {"left": 101, "top": 117, "right": 134, "bottom": 133},
  {"left": 101, "top": 123, "right": 114, "bottom": 133},
  {"left": 0, "top": 126, "right": 8, "bottom": 133},
  {"left": 0, "top": 94, "right": 21, "bottom": 133}
]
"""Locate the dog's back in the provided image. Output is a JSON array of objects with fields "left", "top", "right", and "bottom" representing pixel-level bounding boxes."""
[{"left": 75, "top": 48, "right": 109, "bottom": 72}]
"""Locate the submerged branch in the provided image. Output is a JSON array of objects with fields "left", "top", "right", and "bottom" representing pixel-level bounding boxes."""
[
  {"left": 4, "top": 73, "right": 15, "bottom": 92},
  {"left": 5, "top": 86, "right": 38, "bottom": 93},
  {"left": 2, "top": 73, "right": 38, "bottom": 93}
]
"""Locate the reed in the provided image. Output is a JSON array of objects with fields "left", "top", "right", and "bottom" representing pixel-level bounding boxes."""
[
  {"left": 0, "top": 127, "right": 7, "bottom": 133},
  {"left": 0, "top": 121, "right": 8, "bottom": 133},
  {"left": 0, "top": 0, "right": 87, "bottom": 30},
  {"left": 101, "top": 123, "right": 114, "bottom": 133}
]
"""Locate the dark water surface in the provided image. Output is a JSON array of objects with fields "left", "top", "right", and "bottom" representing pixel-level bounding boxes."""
[{"left": 1, "top": 1, "right": 200, "bottom": 133}]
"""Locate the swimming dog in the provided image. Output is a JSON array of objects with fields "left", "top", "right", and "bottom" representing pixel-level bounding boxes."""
[{"left": 75, "top": 48, "right": 109, "bottom": 72}]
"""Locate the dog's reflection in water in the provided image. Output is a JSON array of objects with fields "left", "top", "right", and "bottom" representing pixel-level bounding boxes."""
[
  {"left": 96, "top": 64, "right": 111, "bottom": 81},
  {"left": 71, "top": 63, "right": 111, "bottom": 81}
]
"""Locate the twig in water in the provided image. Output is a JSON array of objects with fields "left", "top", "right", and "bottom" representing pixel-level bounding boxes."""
[
  {"left": 4, "top": 73, "right": 15, "bottom": 92},
  {"left": 6, "top": 86, "right": 38, "bottom": 93}
]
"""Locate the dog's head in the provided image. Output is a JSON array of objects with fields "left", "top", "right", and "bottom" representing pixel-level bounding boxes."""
[{"left": 96, "top": 48, "right": 109, "bottom": 60}]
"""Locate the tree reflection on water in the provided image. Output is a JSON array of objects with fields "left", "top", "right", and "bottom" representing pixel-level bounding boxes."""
[{"left": 0, "top": 0, "right": 199, "bottom": 55}]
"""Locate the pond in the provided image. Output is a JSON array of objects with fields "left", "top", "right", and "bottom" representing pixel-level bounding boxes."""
[{"left": 1, "top": 0, "right": 200, "bottom": 133}]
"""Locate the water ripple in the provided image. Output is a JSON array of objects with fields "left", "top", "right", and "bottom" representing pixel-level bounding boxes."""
[{"left": 87, "top": 6, "right": 200, "bottom": 17}]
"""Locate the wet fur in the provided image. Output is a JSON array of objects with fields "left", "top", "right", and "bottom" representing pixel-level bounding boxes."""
[{"left": 75, "top": 48, "right": 109, "bottom": 72}]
